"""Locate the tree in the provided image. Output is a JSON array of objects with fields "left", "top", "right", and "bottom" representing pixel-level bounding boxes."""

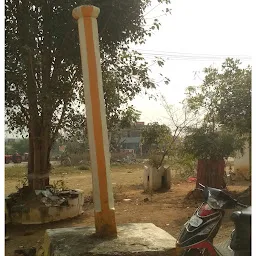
[
  {"left": 5, "top": 0, "right": 171, "bottom": 189},
  {"left": 8, "top": 139, "right": 29, "bottom": 155},
  {"left": 141, "top": 95, "right": 200, "bottom": 169},
  {"left": 142, "top": 122, "right": 171, "bottom": 153},
  {"left": 217, "top": 59, "right": 251, "bottom": 135},
  {"left": 186, "top": 58, "right": 251, "bottom": 135},
  {"left": 159, "top": 96, "right": 199, "bottom": 174},
  {"left": 161, "top": 95, "right": 201, "bottom": 136},
  {"left": 216, "top": 59, "right": 251, "bottom": 173},
  {"left": 183, "top": 126, "right": 245, "bottom": 188},
  {"left": 5, "top": 144, "right": 13, "bottom": 155},
  {"left": 184, "top": 58, "right": 251, "bottom": 188},
  {"left": 141, "top": 122, "right": 174, "bottom": 168}
]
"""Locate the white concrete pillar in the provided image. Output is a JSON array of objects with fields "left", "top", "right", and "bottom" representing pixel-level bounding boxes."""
[{"left": 72, "top": 5, "right": 117, "bottom": 237}]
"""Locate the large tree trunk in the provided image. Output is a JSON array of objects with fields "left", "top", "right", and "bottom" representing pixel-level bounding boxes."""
[
  {"left": 28, "top": 128, "right": 51, "bottom": 190},
  {"left": 196, "top": 159, "right": 226, "bottom": 189}
]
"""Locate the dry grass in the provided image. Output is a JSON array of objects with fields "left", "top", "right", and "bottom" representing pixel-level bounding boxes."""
[{"left": 4, "top": 163, "right": 145, "bottom": 195}]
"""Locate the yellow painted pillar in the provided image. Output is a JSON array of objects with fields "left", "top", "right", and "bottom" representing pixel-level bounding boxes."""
[{"left": 72, "top": 5, "right": 117, "bottom": 237}]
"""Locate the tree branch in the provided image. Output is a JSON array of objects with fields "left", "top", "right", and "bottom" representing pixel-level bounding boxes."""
[
  {"left": 50, "top": 28, "right": 75, "bottom": 85},
  {"left": 50, "top": 101, "right": 68, "bottom": 145}
]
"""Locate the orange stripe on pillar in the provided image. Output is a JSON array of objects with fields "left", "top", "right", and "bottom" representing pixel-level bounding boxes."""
[{"left": 83, "top": 18, "right": 109, "bottom": 211}]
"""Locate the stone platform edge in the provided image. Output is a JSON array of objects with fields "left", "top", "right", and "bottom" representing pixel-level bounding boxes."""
[{"left": 38, "top": 223, "right": 179, "bottom": 256}]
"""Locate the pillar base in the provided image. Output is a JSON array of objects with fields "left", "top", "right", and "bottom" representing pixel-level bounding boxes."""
[
  {"left": 94, "top": 209, "right": 117, "bottom": 237},
  {"left": 38, "top": 223, "right": 177, "bottom": 256}
]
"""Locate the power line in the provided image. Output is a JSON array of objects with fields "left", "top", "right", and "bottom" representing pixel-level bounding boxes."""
[
  {"left": 143, "top": 3, "right": 161, "bottom": 17},
  {"left": 145, "top": 14, "right": 167, "bottom": 20},
  {"left": 146, "top": 56, "right": 251, "bottom": 62},
  {"left": 132, "top": 48, "right": 251, "bottom": 59},
  {"left": 142, "top": 56, "right": 251, "bottom": 62},
  {"left": 131, "top": 51, "right": 251, "bottom": 62}
]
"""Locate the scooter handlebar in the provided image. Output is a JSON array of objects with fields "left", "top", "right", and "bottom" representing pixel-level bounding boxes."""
[
  {"left": 196, "top": 184, "right": 249, "bottom": 208},
  {"left": 236, "top": 201, "right": 248, "bottom": 208}
]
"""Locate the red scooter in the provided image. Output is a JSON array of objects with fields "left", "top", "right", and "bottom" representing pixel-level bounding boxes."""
[{"left": 176, "top": 184, "right": 251, "bottom": 255}]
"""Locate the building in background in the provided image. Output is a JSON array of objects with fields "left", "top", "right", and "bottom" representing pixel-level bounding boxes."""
[{"left": 120, "top": 122, "right": 145, "bottom": 154}]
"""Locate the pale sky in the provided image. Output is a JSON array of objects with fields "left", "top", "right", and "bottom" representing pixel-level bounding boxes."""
[
  {"left": 131, "top": 0, "right": 252, "bottom": 124},
  {"left": 3, "top": 0, "right": 253, "bottom": 137}
]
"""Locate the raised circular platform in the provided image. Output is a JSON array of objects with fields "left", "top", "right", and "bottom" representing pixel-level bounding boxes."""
[{"left": 5, "top": 189, "right": 84, "bottom": 224}]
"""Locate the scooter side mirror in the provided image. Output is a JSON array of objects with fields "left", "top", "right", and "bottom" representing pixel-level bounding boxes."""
[
  {"left": 196, "top": 183, "right": 208, "bottom": 201},
  {"left": 203, "top": 186, "right": 210, "bottom": 201},
  {"left": 198, "top": 183, "right": 205, "bottom": 188}
]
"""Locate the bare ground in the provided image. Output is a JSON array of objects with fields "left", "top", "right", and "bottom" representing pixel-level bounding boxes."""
[{"left": 5, "top": 165, "right": 250, "bottom": 256}]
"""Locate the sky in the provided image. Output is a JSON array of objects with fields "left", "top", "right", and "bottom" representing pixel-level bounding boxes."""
[
  {"left": 3, "top": 0, "right": 253, "bottom": 137},
  {"left": 131, "top": 0, "right": 252, "bottom": 124}
]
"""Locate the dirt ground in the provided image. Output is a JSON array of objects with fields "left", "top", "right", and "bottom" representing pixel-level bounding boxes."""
[{"left": 5, "top": 165, "right": 250, "bottom": 256}]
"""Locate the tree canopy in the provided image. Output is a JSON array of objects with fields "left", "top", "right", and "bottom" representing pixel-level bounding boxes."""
[
  {"left": 5, "top": 0, "right": 171, "bottom": 189},
  {"left": 183, "top": 58, "right": 251, "bottom": 159},
  {"left": 217, "top": 59, "right": 251, "bottom": 135},
  {"left": 183, "top": 126, "right": 246, "bottom": 160},
  {"left": 5, "top": 139, "right": 29, "bottom": 155},
  {"left": 5, "top": 0, "right": 171, "bottom": 137},
  {"left": 141, "top": 122, "right": 172, "bottom": 154},
  {"left": 186, "top": 58, "right": 251, "bottom": 136},
  {"left": 141, "top": 122, "right": 172, "bottom": 168}
]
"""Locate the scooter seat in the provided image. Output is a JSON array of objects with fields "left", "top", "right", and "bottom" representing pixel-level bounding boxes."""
[{"left": 231, "top": 206, "right": 251, "bottom": 223}]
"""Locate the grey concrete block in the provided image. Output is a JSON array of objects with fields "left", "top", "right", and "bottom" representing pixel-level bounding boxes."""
[{"left": 40, "top": 223, "right": 177, "bottom": 256}]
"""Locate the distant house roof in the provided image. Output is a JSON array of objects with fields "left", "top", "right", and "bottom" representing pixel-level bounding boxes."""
[{"left": 121, "top": 137, "right": 141, "bottom": 144}]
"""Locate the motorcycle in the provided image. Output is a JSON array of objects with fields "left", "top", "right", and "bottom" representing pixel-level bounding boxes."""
[{"left": 176, "top": 183, "right": 251, "bottom": 255}]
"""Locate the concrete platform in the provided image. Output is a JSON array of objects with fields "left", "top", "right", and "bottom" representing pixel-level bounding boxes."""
[{"left": 38, "top": 223, "right": 177, "bottom": 256}]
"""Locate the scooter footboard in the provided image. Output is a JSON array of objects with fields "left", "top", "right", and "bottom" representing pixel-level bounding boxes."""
[{"left": 214, "top": 239, "right": 234, "bottom": 256}]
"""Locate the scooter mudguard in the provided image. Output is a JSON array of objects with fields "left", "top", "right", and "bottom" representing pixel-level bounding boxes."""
[{"left": 177, "top": 203, "right": 222, "bottom": 248}]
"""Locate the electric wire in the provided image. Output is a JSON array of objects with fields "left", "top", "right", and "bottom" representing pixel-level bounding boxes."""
[{"left": 131, "top": 49, "right": 251, "bottom": 62}]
